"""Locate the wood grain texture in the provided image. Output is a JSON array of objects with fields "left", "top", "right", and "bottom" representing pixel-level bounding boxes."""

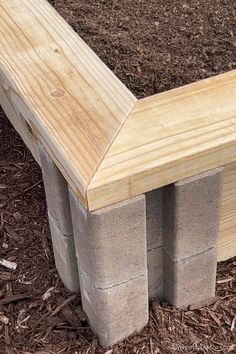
[
  {"left": 0, "top": 0, "right": 136, "bottom": 206},
  {"left": 88, "top": 70, "right": 236, "bottom": 211},
  {"left": 0, "top": 82, "right": 40, "bottom": 163},
  {"left": 219, "top": 162, "right": 236, "bottom": 261}
]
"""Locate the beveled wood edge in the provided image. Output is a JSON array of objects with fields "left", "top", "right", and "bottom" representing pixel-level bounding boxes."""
[
  {"left": 0, "top": 0, "right": 137, "bottom": 209},
  {"left": 88, "top": 70, "right": 236, "bottom": 211}
]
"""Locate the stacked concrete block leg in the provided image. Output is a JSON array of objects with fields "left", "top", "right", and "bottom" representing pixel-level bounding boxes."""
[
  {"left": 69, "top": 190, "right": 149, "bottom": 347},
  {"left": 146, "top": 189, "right": 164, "bottom": 299},
  {"left": 163, "top": 167, "right": 224, "bottom": 308},
  {"left": 38, "top": 142, "right": 79, "bottom": 292}
]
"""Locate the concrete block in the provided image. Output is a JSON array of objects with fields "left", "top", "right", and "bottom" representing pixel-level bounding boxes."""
[
  {"left": 147, "top": 247, "right": 163, "bottom": 299},
  {"left": 69, "top": 192, "right": 147, "bottom": 289},
  {"left": 80, "top": 271, "right": 148, "bottom": 347},
  {"left": 38, "top": 142, "right": 73, "bottom": 236},
  {"left": 48, "top": 215, "right": 80, "bottom": 292},
  {"left": 163, "top": 168, "right": 223, "bottom": 260},
  {"left": 69, "top": 191, "right": 149, "bottom": 346},
  {"left": 163, "top": 248, "right": 217, "bottom": 308},
  {"left": 146, "top": 189, "right": 163, "bottom": 250}
]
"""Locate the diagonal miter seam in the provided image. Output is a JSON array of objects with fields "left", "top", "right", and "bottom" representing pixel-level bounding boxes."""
[
  {"left": 86, "top": 98, "right": 142, "bottom": 211},
  {"left": 86, "top": 69, "right": 236, "bottom": 211},
  {"left": 0, "top": 52, "right": 137, "bottom": 211},
  {"left": 84, "top": 96, "right": 138, "bottom": 209},
  {"left": 0, "top": 0, "right": 138, "bottom": 211}
]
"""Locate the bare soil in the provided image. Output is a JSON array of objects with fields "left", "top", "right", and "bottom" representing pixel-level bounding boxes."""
[
  {"left": 49, "top": 0, "right": 236, "bottom": 98},
  {"left": 0, "top": 107, "right": 236, "bottom": 353}
]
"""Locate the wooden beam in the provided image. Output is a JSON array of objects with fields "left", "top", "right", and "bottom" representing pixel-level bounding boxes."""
[
  {"left": 0, "top": 0, "right": 136, "bottom": 207},
  {"left": 0, "top": 81, "right": 40, "bottom": 163},
  {"left": 88, "top": 70, "right": 236, "bottom": 211}
]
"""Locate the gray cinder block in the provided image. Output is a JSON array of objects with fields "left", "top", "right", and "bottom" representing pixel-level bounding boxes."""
[
  {"left": 69, "top": 193, "right": 147, "bottom": 289},
  {"left": 163, "top": 248, "right": 217, "bottom": 308},
  {"left": 147, "top": 247, "right": 163, "bottom": 299},
  {"left": 49, "top": 216, "right": 79, "bottom": 292},
  {"left": 80, "top": 272, "right": 148, "bottom": 347},
  {"left": 146, "top": 189, "right": 163, "bottom": 250},
  {"left": 163, "top": 167, "right": 224, "bottom": 308},
  {"left": 38, "top": 142, "right": 79, "bottom": 291},
  {"left": 163, "top": 168, "right": 223, "bottom": 261},
  {"left": 69, "top": 190, "right": 149, "bottom": 346},
  {"left": 38, "top": 142, "right": 73, "bottom": 236},
  {"left": 146, "top": 189, "right": 164, "bottom": 299}
]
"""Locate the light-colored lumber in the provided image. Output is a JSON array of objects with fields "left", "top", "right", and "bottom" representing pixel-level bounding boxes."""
[
  {"left": 0, "top": 83, "right": 40, "bottom": 163},
  {"left": 88, "top": 70, "right": 236, "bottom": 211},
  {"left": 219, "top": 162, "right": 236, "bottom": 261},
  {"left": 0, "top": 0, "right": 136, "bottom": 207}
]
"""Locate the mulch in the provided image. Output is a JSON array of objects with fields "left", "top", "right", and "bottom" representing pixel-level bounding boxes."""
[
  {"left": 49, "top": 0, "right": 236, "bottom": 98},
  {"left": 0, "top": 107, "right": 236, "bottom": 353}
]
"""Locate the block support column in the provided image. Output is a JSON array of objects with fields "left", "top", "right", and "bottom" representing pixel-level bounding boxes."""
[
  {"left": 69, "top": 191, "right": 148, "bottom": 347},
  {"left": 146, "top": 189, "right": 163, "bottom": 299},
  {"left": 163, "top": 167, "right": 224, "bottom": 308},
  {"left": 38, "top": 143, "right": 79, "bottom": 292}
]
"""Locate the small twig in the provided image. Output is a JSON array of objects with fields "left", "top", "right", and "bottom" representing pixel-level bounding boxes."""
[
  {"left": 49, "top": 295, "right": 76, "bottom": 317},
  {"left": 0, "top": 258, "right": 17, "bottom": 270},
  {"left": 231, "top": 315, "right": 236, "bottom": 331},
  {"left": 0, "top": 294, "right": 31, "bottom": 306},
  {"left": 42, "top": 287, "right": 55, "bottom": 301},
  {"left": 216, "top": 277, "right": 234, "bottom": 284},
  {"left": 208, "top": 310, "right": 221, "bottom": 326},
  {"left": 55, "top": 325, "right": 89, "bottom": 330},
  {"left": 22, "top": 179, "right": 42, "bottom": 194},
  {"left": 0, "top": 212, "right": 4, "bottom": 230}
]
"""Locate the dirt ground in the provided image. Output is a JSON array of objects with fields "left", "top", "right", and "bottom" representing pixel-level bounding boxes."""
[
  {"left": 0, "top": 107, "right": 236, "bottom": 353},
  {"left": 49, "top": 0, "right": 236, "bottom": 98}
]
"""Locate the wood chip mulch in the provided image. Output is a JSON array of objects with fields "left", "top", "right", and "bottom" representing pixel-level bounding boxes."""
[
  {"left": 49, "top": 0, "right": 236, "bottom": 98},
  {"left": 0, "top": 110, "right": 236, "bottom": 354}
]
